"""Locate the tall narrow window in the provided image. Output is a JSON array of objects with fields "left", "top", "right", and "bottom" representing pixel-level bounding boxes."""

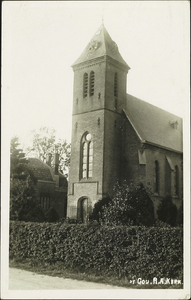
[
  {"left": 114, "top": 72, "right": 118, "bottom": 97},
  {"left": 90, "top": 71, "right": 95, "bottom": 96},
  {"left": 154, "top": 160, "right": 159, "bottom": 193},
  {"left": 88, "top": 141, "right": 93, "bottom": 177},
  {"left": 81, "top": 133, "right": 93, "bottom": 179},
  {"left": 82, "top": 142, "right": 88, "bottom": 178},
  {"left": 83, "top": 73, "right": 88, "bottom": 98},
  {"left": 40, "top": 195, "right": 50, "bottom": 211},
  {"left": 175, "top": 165, "right": 179, "bottom": 196}
]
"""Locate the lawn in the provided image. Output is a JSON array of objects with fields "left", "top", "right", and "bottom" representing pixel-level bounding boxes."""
[{"left": 9, "top": 258, "right": 183, "bottom": 289}]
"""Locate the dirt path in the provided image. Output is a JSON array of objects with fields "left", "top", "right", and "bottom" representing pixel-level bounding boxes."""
[{"left": 9, "top": 268, "right": 124, "bottom": 290}]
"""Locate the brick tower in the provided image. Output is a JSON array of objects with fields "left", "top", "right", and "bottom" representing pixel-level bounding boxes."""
[{"left": 67, "top": 24, "right": 130, "bottom": 222}]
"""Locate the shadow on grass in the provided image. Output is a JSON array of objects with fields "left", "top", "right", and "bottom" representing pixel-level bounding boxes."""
[{"left": 9, "top": 258, "right": 183, "bottom": 289}]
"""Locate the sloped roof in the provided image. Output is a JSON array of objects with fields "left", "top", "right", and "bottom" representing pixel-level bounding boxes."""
[
  {"left": 27, "top": 158, "right": 53, "bottom": 181},
  {"left": 124, "top": 94, "right": 183, "bottom": 153},
  {"left": 72, "top": 24, "right": 130, "bottom": 70}
]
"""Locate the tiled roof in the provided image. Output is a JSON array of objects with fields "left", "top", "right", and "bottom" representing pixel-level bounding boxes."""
[
  {"left": 72, "top": 24, "right": 130, "bottom": 70},
  {"left": 124, "top": 93, "right": 183, "bottom": 153},
  {"left": 27, "top": 158, "right": 53, "bottom": 181}
]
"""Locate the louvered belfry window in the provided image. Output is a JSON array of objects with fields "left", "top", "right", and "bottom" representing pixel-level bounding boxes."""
[
  {"left": 83, "top": 73, "right": 88, "bottom": 98},
  {"left": 90, "top": 71, "right": 95, "bottom": 96},
  {"left": 114, "top": 72, "right": 118, "bottom": 97},
  {"left": 81, "top": 133, "right": 93, "bottom": 179}
]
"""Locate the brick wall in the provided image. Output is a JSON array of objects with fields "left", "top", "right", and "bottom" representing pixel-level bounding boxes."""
[
  {"left": 122, "top": 117, "right": 144, "bottom": 184},
  {"left": 35, "top": 181, "right": 67, "bottom": 218},
  {"left": 68, "top": 57, "right": 128, "bottom": 218},
  {"left": 68, "top": 56, "right": 183, "bottom": 221},
  {"left": 122, "top": 117, "right": 183, "bottom": 214}
]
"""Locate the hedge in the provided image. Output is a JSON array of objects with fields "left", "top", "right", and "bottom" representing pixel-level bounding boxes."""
[{"left": 9, "top": 221, "right": 183, "bottom": 281}]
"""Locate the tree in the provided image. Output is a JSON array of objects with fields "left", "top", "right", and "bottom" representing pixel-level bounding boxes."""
[
  {"left": 157, "top": 195, "right": 178, "bottom": 227},
  {"left": 10, "top": 137, "right": 44, "bottom": 221},
  {"left": 89, "top": 196, "right": 111, "bottom": 222},
  {"left": 26, "top": 127, "right": 71, "bottom": 177},
  {"left": 91, "top": 181, "right": 155, "bottom": 226}
]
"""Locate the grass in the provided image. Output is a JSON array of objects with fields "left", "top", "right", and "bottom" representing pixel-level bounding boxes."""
[{"left": 9, "top": 258, "right": 183, "bottom": 289}]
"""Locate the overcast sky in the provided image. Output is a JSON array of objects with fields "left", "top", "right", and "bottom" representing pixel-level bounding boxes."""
[{"left": 3, "top": 1, "right": 189, "bottom": 148}]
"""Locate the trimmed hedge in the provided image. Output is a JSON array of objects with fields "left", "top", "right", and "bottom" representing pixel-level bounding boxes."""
[{"left": 9, "top": 221, "right": 183, "bottom": 281}]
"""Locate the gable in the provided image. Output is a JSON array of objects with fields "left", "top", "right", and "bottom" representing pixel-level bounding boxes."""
[{"left": 124, "top": 94, "right": 183, "bottom": 153}]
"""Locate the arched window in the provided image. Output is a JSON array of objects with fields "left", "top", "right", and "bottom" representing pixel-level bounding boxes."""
[
  {"left": 83, "top": 73, "right": 88, "bottom": 98},
  {"left": 175, "top": 165, "right": 179, "bottom": 196},
  {"left": 114, "top": 72, "right": 118, "bottom": 97},
  {"left": 90, "top": 71, "right": 95, "bottom": 96},
  {"left": 81, "top": 133, "right": 93, "bottom": 178},
  {"left": 154, "top": 160, "right": 159, "bottom": 193}
]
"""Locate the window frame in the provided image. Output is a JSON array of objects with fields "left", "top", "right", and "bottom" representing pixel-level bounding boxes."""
[
  {"left": 80, "top": 133, "right": 93, "bottom": 179},
  {"left": 89, "top": 71, "right": 95, "bottom": 96},
  {"left": 40, "top": 194, "right": 50, "bottom": 211},
  {"left": 114, "top": 72, "right": 118, "bottom": 98},
  {"left": 83, "top": 73, "right": 88, "bottom": 98}
]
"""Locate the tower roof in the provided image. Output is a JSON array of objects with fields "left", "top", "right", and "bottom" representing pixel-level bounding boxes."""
[{"left": 72, "top": 24, "right": 130, "bottom": 70}]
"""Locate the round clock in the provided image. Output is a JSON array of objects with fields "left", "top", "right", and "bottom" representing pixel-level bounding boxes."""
[{"left": 86, "top": 133, "right": 92, "bottom": 141}]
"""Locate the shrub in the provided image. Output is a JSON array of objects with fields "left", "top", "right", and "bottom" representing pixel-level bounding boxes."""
[
  {"left": 18, "top": 203, "right": 45, "bottom": 222},
  {"left": 9, "top": 221, "right": 183, "bottom": 281},
  {"left": 58, "top": 217, "right": 82, "bottom": 224},
  {"left": 94, "top": 181, "right": 155, "bottom": 226},
  {"left": 10, "top": 137, "right": 38, "bottom": 220},
  {"left": 157, "top": 196, "right": 178, "bottom": 226},
  {"left": 89, "top": 196, "right": 111, "bottom": 222},
  {"left": 45, "top": 207, "right": 59, "bottom": 223}
]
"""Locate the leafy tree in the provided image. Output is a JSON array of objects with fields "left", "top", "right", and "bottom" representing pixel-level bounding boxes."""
[
  {"left": 26, "top": 127, "right": 71, "bottom": 177},
  {"left": 92, "top": 181, "right": 155, "bottom": 226},
  {"left": 157, "top": 195, "right": 178, "bottom": 227},
  {"left": 10, "top": 137, "right": 44, "bottom": 221},
  {"left": 89, "top": 196, "right": 111, "bottom": 222}
]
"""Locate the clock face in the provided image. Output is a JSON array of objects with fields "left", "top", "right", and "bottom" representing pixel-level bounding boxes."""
[
  {"left": 88, "top": 40, "right": 100, "bottom": 52},
  {"left": 86, "top": 40, "right": 101, "bottom": 59},
  {"left": 95, "top": 30, "right": 101, "bottom": 36},
  {"left": 86, "top": 133, "right": 91, "bottom": 141}
]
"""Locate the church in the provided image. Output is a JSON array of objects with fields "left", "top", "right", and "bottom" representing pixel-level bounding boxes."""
[{"left": 67, "top": 24, "right": 183, "bottom": 222}]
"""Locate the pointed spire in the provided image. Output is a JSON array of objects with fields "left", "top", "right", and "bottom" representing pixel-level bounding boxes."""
[
  {"left": 101, "top": 14, "right": 104, "bottom": 26},
  {"left": 72, "top": 24, "right": 130, "bottom": 71}
]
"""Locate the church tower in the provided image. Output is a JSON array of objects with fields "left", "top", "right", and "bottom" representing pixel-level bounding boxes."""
[{"left": 67, "top": 24, "right": 130, "bottom": 222}]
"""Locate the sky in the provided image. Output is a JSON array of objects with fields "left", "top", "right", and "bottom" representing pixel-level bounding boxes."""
[{"left": 3, "top": 1, "right": 189, "bottom": 149}]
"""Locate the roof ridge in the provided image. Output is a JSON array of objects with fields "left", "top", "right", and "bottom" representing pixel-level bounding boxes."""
[
  {"left": 126, "top": 93, "right": 182, "bottom": 119},
  {"left": 27, "top": 157, "right": 52, "bottom": 170},
  {"left": 101, "top": 24, "right": 107, "bottom": 54}
]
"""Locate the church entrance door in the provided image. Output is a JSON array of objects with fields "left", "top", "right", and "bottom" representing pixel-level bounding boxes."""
[
  {"left": 78, "top": 197, "right": 92, "bottom": 223},
  {"left": 80, "top": 198, "right": 88, "bottom": 223}
]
